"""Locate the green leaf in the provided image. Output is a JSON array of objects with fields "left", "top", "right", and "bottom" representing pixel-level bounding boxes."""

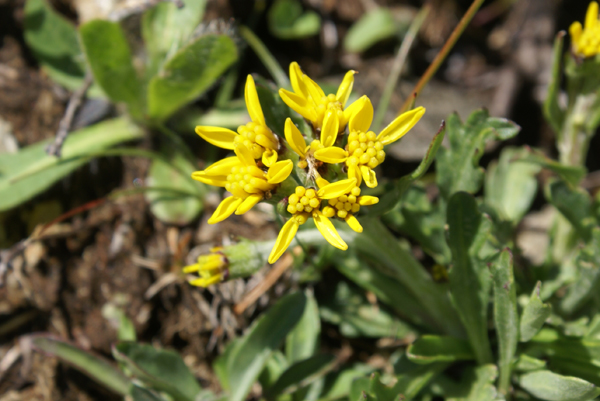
[
  {"left": 520, "top": 148, "right": 586, "bottom": 186},
  {"left": 562, "top": 227, "right": 600, "bottom": 313},
  {"left": 318, "top": 364, "right": 375, "bottom": 401},
  {"left": 23, "top": 0, "right": 86, "bottom": 90},
  {"left": 514, "top": 354, "right": 547, "bottom": 372},
  {"left": 446, "top": 365, "right": 502, "bottom": 401},
  {"left": 343, "top": 8, "right": 398, "bottom": 52},
  {"left": 79, "top": 20, "right": 143, "bottom": 116},
  {"left": 130, "top": 385, "right": 169, "bottom": 401},
  {"left": 264, "top": 354, "right": 336, "bottom": 399},
  {"left": 369, "top": 122, "right": 446, "bottom": 216},
  {"left": 0, "top": 118, "right": 143, "bottom": 211},
  {"left": 436, "top": 110, "right": 521, "bottom": 199},
  {"left": 446, "top": 192, "right": 494, "bottom": 364},
  {"left": 383, "top": 184, "right": 451, "bottom": 264},
  {"left": 485, "top": 147, "right": 541, "bottom": 225},
  {"left": 490, "top": 249, "right": 518, "bottom": 394},
  {"left": 286, "top": 290, "right": 320, "bottom": 363},
  {"left": 407, "top": 335, "right": 475, "bottom": 364},
  {"left": 226, "top": 291, "right": 307, "bottom": 401},
  {"left": 258, "top": 351, "right": 288, "bottom": 389},
  {"left": 145, "top": 148, "right": 203, "bottom": 225},
  {"left": 546, "top": 179, "right": 594, "bottom": 241},
  {"left": 520, "top": 282, "right": 552, "bottom": 342},
  {"left": 147, "top": 33, "right": 238, "bottom": 121},
  {"left": 350, "top": 220, "right": 464, "bottom": 337},
  {"left": 113, "top": 342, "right": 202, "bottom": 401},
  {"left": 142, "top": 0, "right": 207, "bottom": 77},
  {"left": 268, "top": 0, "right": 321, "bottom": 40},
  {"left": 543, "top": 32, "right": 566, "bottom": 134},
  {"left": 519, "top": 370, "right": 600, "bottom": 401},
  {"left": 31, "top": 335, "right": 131, "bottom": 396},
  {"left": 319, "top": 278, "right": 417, "bottom": 339}
]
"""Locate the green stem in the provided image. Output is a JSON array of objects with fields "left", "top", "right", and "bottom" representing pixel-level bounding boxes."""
[
  {"left": 399, "top": 0, "right": 486, "bottom": 113},
  {"left": 238, "top": 25, "right": 289, "bottom": 88},
  {"left": 373, "top": 5, "right": 430, "bottom": 131}
]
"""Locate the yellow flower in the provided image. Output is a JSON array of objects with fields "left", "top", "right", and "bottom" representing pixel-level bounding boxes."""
[
  {"left": 268, "top": 177, "right": 357, "bottom": 263},
  {"left": 195, "top": 75, "right": 279, "bottom": 167},
  {"left": 279, "top": 62, "right": 365, "bottom": 132},
  {"left": 319, "top": 178, "right": 379, "bottom": 233},
  {"left": 314, "top": 98, "right": 425, "bottom": 188},
  {"left": 570, "top": 1, "right": 600, "bottom": 58},
  {"left": 183, "top": 249, "right": 228, "bottom": 287},
  {"left": 192, "top": 145, "right": 293, "bottom": 224},
  {"left": 283, "top": 98, "right": 364, "bottom": 172}
]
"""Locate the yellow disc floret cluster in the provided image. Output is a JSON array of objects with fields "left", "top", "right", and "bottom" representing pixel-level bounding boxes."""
[
  {"left": 346, "top": 131, "right": 386, "bottom": 171},
  {"left": 235, "top": 121, "right": 279, "bottom": 160},
  {"left": 287, "top": 187, "right": 321, "bottom": 214},
  {"left": 187, "top": 62, "right": 427, "bottom": 287},
  {"left": 323, "top": 187, "right": 362, "bottom": 219}
]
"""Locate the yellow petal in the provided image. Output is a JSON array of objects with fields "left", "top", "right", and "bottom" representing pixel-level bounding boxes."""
[
  {"left": 317, "top": 178, "right": 357, "bottom": 199},
  {"left": 315, "top": 176, "right": 329, "bottom": 189},
  {"left": 349, "top": 97, "right": 373, "bottom": 133},
  {"left": 336, "top": 70, "right": 356, "bottom": 106},
  {"left": 313, "top": 211, "right": 348, "bottom": 250},
  {"left": 204, "top": 156, "right": 242, "bottom": 175},
  {"left": 361, "top": 166, "right": 378, "bottom": 188},
  {"left": 345, "top": 214, "right": 363, "bottom": 233},
  {"left": 570, "top": 21, "right": 583, "bottom": 47},
  {"left": 377, "top": 106, "right": 425, "bottom": 145},
  {"left": 585, "top": 1, "right": 599, "bottom": 30},
  {"left": 303, "top": 75, "right": 325, "bottom": 102},
  {"left": 347, "top": 165, "right": 362, "bottom": 186},
  {"left": 343, "top": 96, "right": 368, "bottom": 128},
  {"left": 321, "top": 109, "right": 339, "bottom": 147},
  {"left": 268, "top": 218, "right": 300, "bottom": 264},
  {"left": 262, "top": 149, "right": 278, "bottom": 167},
  {"left": 279, "top": 89, "right": 317, "bottom": 121},
  {"left": 195, "top": 126, "right": 237, "bottom": 150},
  {"left": 235, "top": 193, "right": 263, "bottom": 215},
  {"left": 234, "top": 143, "right": 257, "bottom": 166},
  {"left": 208, "top": 196, "right": 243, "bottom": 224},
  {"left": 267, "top": 160, "right": 293, "bottom": 184},
  {"left": 191, "top": 171, "right": 227, "bottom": 187},
  {"left": 314, "top": 147, "right": 348, "bottom": 164},
  {"left": 245, "top": 75, "right": 266, "bottom": 126},
  {"left": 358, "top": 195, "right": 379, "bottom": 206},
  {"left": 189, "top": 275, "right": 222, "bottom": 287},
  {"left": 284, "top": 118, "right": 308, "bottom": 157},
  {"left": 289, "top": 62, "right": 309, "bottom": 98}
]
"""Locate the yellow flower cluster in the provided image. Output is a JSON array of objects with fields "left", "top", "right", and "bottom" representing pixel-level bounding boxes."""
[
  {"left": 570, "top": 1, "right": 600, "bottom": 58},
  {"left": 185, "top": 63, "right": 425, "bottom": 286}
]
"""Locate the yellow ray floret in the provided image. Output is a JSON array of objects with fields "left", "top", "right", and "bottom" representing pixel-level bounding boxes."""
[
  {"left": 320, "top": 179, "right": 379, "bottom": 233},
  {"left": 192, "top": 146, "right": 293, "bottom": 224},
  {"left": 279, "top": 62, "right": 364, "bottom": 131},
  {"left": 195, "top": 75, "right": 280, "bottom": 166},
  {"left": 314, "top": 98, "right": 425, "bottom": 188},
  {"left": 183, "top": 249, "right": 228, "bottom": 287},
  {"left": 268, "top": 178, "right": 356, "bottom": 264},
  {"left": 570, "top": 2, "right": 600, "bottom": 58}
]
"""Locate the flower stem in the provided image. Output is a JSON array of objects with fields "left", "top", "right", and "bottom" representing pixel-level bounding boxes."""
[
  {"left": 239, "top": 25, "right": 289, "bottom": 89},
  {"left": 399, "top": 0, "right": 486, "bottom": 113}
]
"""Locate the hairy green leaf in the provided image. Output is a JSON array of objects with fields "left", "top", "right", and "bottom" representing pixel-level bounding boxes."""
[
  {"left": 446, "top": 192, "right": 494, "bottom": 364},
  {"left": 79, "top": 20, "right": 143, "bottom": 116},
  {"left": 113, "top": 342, "right": 202, "bottom": 401},
  {"left": 343, "top": 8, "right": 398, "bottom": 52},
  {"left": 286, "top": 290, "right": 320, "bottom": 363},
  {"left": 520, "top": 370, "right": 600, "bottom": 401},
  {"left": 407, "top": 335, "right": 475, "bottom": 364},
  {"left": 520, "top": 282, "right": 552, "bottom": 342},
  {"left": 148, "top": 33, "right": 238, "bottom": 121},
  {"left": 0, "top": 118, "right": 143, "bottom": 211},
  {"left": 268, "top": 0, "right": 321, "bottom": 40}
]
